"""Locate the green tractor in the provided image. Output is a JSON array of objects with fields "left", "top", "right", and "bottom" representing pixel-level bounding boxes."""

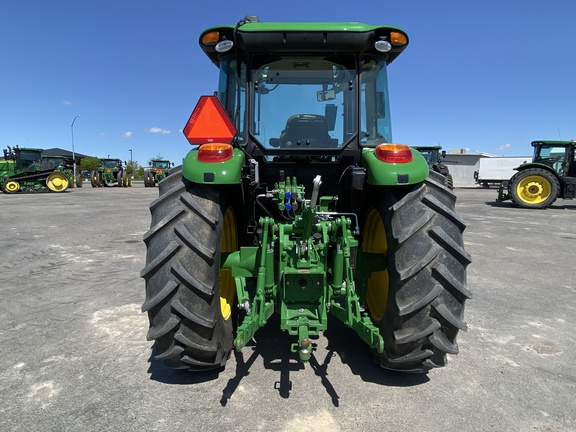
[
  {"left": 91, "top": 158, "right": 131, "bottom": 187},
  {"left": 40, "top": 155, "right": 83, "bottom": 188},
  {"left": 144, "top": 159, "right": 173, "bottom": 187},
  {"left": 141, "top": 17, "right": 471, "bottom": 374},
  {"left": 497, "top": 140, "right": 576, "bottom": 209},
  {"left": 1, "top": 146, "right": 69, "bottom": 193},
  {"left": 411, "top": 145, "right": 453, "bottom": 189}
]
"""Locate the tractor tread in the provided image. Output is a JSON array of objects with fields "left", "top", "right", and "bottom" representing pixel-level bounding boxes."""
[
  {"left": 154, "top": 343, "right": 185, "bottom": 361},
  {"left": 141, "top": 280, "right": 178, "bottom": 312},
  {"left": 147, "top": 315, "right": 180, "bottom": 340},
  {"left": 140, "top": 240, "right": 180, "bottom": 280},
  {"left": 171, "top": 260, "right": 214, "bottom": 299},
  {"left": 394, "top": 319, "right": 441, "bottom": 344},
  {"left": 171, "top": 298, "right": 216, "bottom": 329},
  {"left": 175, "top": 223, "right": 216, "bottom": 266}
]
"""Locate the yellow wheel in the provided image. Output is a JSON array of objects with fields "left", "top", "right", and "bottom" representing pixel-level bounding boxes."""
[
  {"left": 46, "top": 172, "right": 69, "bottom": 192},
  {"left": 4, "top": 180, "right": 20, "bottom": 193},
  {"left": 219, "top": 207, "right": 238, "bottom": 320},
  {"left": 509, "top": 168, "right": 559, "bottom": 209},
  {"left": 363, "top": 208, "right": 389, "bottom": 322},
  {"left": 516, "top": 176, "right": 549, "bottom": 203}
]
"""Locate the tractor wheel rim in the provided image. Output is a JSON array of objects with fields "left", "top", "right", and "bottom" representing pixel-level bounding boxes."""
[
  {"left": 5, "top": 181, "right": 20, "bottom": 193},
  {"left": 47, "top": 173, "right": 69, "bottom": 191},
  {"left": 363, "top": 208, "right": 389, "bottom": 322},
  {"left": 517, "top": 175, "right": 550, "bottom": 203}
]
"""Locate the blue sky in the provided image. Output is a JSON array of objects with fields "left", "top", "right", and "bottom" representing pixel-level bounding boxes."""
[{"left": 1, "top": 1, "right": 575, "bottom": 166}]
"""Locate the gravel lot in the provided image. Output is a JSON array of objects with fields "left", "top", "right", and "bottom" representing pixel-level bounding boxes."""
[{"left": 0, "top": 183, "right": 574, "bottom": 431}]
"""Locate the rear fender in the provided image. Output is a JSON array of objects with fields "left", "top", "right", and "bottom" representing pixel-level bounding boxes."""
[
  {"left": 361, "top": 148, "right": 429, "bottom": 186},
  {"left": 182, "top": 147, "right": 243, "bottom": 184},
  {"left": 516, "top": 162, "right": 559, "bottom": 177}
]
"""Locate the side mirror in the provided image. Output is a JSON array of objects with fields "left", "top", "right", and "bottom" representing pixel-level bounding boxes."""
[{"left": 317, "top": 89, "right": 336, "bottom": 102}]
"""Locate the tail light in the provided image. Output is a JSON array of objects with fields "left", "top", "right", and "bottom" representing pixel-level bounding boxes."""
[
  {"left": 198, "top": 143, "right": 233, "bottom": 162},
  {"left": 376, "top": 144, "right": 413, "bottom": 163}
]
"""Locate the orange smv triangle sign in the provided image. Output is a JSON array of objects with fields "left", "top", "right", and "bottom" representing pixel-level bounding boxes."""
[{"left": 183, "top": 95, "right": 237, "bottom": 145}]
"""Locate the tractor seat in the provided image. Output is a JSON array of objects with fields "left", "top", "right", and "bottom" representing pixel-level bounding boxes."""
[{"left": 279, "top": 114, "right": 335, "bottom": 148}]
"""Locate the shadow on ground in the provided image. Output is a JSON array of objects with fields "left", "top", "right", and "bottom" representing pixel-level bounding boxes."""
[{"left": 147, "top": 313, "right": 429, "bottom": 406}]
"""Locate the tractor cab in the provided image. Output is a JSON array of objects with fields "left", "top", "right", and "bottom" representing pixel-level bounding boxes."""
[
  {"left": 41, "top": 155, "right": 69, "bottom": 171},
  {"left": 4, "top": 146, "right": 43, "bottom": 172},
  {"left": 150, "top": 159, "right": 172, "bottom": 170},
  {"left": 532, "top": 141, "right": 575, "bottom": 178},
  {"left": 185, "top": 17, "right": 421, "bottom": 197},
  {"left": 100, "top": 158, "right": 123, "bottom": 170},
  {"left": 412, "top": 146, "right": 445, "bottom": 165}
]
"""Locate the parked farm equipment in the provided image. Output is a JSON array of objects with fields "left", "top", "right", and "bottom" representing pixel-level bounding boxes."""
[
  {"left": 41, "top": 155, "right": 83, "bottom": 188},
  {"left": 91, "top": 158, "right": 131, "bottom": 187},
  {"left": 144, "top": 159, "right": 173, "bottom": 187},
  {"left": 1, "top": 146, "right": 69, "bottom": 193},
  {"left": 497, "top": 140, "right": 576, "bottom": 208}
]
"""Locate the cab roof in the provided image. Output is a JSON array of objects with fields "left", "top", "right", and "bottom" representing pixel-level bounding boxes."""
[
  {"left": 531, "top": 140, "right": 576, "bottom": 147},
  {"left": 199, "top": 18, "right": 409, "bottom": 67}
]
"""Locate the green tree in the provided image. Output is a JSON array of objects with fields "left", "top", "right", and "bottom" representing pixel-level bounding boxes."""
[
  {"left": 81, "top": 156, "right": 100, "bottom": 171},
  {"left": 126, "top": 160, "right": 139, "bottom": 175}
]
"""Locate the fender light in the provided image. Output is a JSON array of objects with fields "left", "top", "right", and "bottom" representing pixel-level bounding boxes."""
[
  {"left": 198, "top": 143, "right": 233, "bottom": 162},
  {"left": 376, "top": 144, "right": 413, "bottom": 163}
]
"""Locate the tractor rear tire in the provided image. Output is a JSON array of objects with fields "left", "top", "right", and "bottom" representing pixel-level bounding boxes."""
[
  {"left": 508, "top": 168, "right": 560, "bottom": 209},
  {"left": 363, "top": 171, "right": 472, "bottom": 372},
  {"left": 140, "top": 167, "right": 234, "bottom": 371},
  {"left": 444, "top": 174, "right": 454, "bottom": 189}
]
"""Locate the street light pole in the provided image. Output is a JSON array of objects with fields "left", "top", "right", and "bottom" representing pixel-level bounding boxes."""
[
  {"left": 129, "top": 149, "right": 133, "bottom": 176},
  {"left": 71, "top": 115, "right": 80, "bottom": 187}
]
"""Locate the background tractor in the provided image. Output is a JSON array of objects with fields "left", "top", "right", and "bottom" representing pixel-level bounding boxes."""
[
  {"left": 497, "top": 140, "right": 576, "bottom": 208},
  {"left": 144, "top": 159, "right": 173, "bottom": 187},
  {"left": 91, "top": 158, "right": 131, "bottom": 187},
  {"left": 41, "top": 155, "right": 83, "bottom": 188},
  {"left": 141, "top": 17, "right": 471, "bottom": 374},
  {"left": 1, "top": 146, "right": 69, "bottom": 193},
  {"left": 411, "top": 145, "right": 453, "bottom": 188}
]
